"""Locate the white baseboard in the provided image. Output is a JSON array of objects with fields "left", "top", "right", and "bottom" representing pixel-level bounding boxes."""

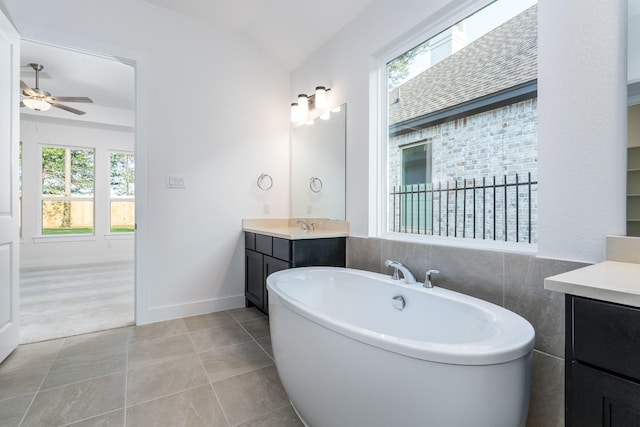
[{"left": 137, "top": 294, "right": 246, "bottom": 325}]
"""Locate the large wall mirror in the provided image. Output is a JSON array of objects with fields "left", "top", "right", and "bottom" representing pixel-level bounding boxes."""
[
  {"left": 628, "top": 0, "right": 640, "bottom": 236},
  {"left": 291, "top": 104, "right": 346, "bottom": 220}
]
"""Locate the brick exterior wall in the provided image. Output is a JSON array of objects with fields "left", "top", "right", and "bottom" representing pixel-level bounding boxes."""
[{"left": 388, "top": 97, "right": 538, "bottom": 242}]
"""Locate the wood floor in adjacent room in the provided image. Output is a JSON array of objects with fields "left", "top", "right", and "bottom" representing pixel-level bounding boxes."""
[{"left": 19, "top": 262, "right": 135, "bottom": 344}]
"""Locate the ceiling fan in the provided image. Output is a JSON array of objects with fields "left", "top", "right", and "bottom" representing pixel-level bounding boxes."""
[{"left": 20, "top": 63, "right": 93, "bottom": 115}]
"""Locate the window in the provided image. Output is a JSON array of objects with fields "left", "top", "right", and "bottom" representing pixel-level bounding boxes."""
[
  {"left": 384, "top": 0, "right": 538, "bottom": 244},
  {"left": 109, "top": 151, "right": 135, "bottom": 233},
  {"left": 41, "top": 146, "right": 95, "bottom": 235},
  {"left": 401, "top": 143, "right": 431, "bottom": 186}
]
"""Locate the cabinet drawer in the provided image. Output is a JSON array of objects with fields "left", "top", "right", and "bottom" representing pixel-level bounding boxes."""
[
  {"left": 272, "top": 237, "right": 290, "bottom": 261},
  {"left": 245, "top": 232, "right": 256, "bottom": 251},
  {"left": 255, "top": 234, "right": 272, "bottom": 255},
  {"left": 573, "top": 297, "right": 640, "bottom": 381}
]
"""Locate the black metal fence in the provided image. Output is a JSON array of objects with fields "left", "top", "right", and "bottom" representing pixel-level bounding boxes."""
[{"left": 389, "top": 173, "right": 537, "bottom": 243}]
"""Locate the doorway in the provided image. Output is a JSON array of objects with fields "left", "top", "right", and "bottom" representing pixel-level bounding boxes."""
[{"left": 18, "top": 40, "right": 136, "bottom": 343}]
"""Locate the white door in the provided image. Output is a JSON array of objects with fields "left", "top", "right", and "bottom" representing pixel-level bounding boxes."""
[{"left": 0, "top": 10, "right": 21, "bottom": 363}]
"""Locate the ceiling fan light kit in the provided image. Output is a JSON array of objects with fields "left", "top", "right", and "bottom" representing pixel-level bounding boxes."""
[
  {"left": 20, "top": 63, "right": 93, "bottom": 115},
  {"left": 22, "top": 97, "right": 51, "bottom": 111}
]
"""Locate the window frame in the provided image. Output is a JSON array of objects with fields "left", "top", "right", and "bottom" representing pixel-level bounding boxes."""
[
  {"left": 369, "top": 0, "right": 537, "bottom": 254},
  {"left": 39, "top": 144, "right": 96, "bottom": 237},
  {"left": 108, "top": 150, "right": 135, "bottom": 234}
]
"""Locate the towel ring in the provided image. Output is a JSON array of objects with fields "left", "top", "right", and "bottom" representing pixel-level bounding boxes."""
[
  {"left": 309, "top": 177, "right": 323, "bottom": 193},
  {"left": 257, "top": 173, "right": 273, "bottom": 191}
]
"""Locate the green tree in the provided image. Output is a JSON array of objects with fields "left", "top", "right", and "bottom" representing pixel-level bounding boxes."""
[
  {"left": 70, "top": 149, "right": 94, "bottom": 196},
  {"left": 41, "top": 146, "right": 94, "bottom": 230},
  {"left": 388, "top": 40, "right": 429, "bottom": 90},
  {"left": 110, "top": 152, "right": 135, "bottom": 197},
  {"left": 42, "top": 147, "right": 65, "bottom": 195}
]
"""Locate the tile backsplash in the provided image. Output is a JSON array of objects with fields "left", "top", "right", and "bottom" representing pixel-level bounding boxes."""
[{"left": 606, "top": 235, "right": 640, "bottom": 263}]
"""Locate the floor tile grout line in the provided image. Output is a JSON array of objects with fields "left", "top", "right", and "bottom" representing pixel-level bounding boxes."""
[
  {"left": 57, "top": 408, "right": 124, "bottom": 427},
  {"left": 186, "top": 327, "right": 232, "bottom": 427},
  {"left": 234, "top": 315, "right": 273, "bottom": 362},
  {"left": 129, "top": 329, "right": 191, "bottom": 347},
  {"left": 17, "top": 337, "right": 67, "bottom": 427}
]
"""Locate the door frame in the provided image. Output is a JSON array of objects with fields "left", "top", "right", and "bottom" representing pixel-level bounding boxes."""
[{"left": 18, "top": 36, "right": 150, "bottom": 327}]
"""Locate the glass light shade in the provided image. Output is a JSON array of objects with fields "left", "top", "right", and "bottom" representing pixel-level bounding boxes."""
[
  {"left": 315, "top": 86, "right": 327, "bottom": 109},
  {"left": 291, "top": 103, "right": 300, "bottom": 122},
  {"left": 23, "top": 97, "right": 51, "bottom": 111},
  {"left": 298, "top": 94, "right": 309, "bottom": 113}
]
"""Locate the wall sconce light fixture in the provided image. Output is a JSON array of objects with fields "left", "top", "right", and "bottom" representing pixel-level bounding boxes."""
[{"left": 291, "top": 86, "right": 333, "bottom": 125}]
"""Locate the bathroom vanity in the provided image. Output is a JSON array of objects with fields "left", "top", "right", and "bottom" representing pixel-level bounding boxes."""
[
  {"left": 545, "top": 245, "right": 640, "bottom": 427},
  {"left": 243, "top": 219, "right": 348, "bottom": 314},
  {"left": 565, "top": 294, "right": 640, "bottom": 426}
]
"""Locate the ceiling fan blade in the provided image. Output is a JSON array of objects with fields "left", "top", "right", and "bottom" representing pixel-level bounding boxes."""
[
  {"left": 20, "top": 80, "right": 36, "bottom": 96},
  {"left": 51, "top": 102, "right": 86, "bottom": 115},
  {"left": 50, "top": 96, "right": 93, "bottom": 103}
]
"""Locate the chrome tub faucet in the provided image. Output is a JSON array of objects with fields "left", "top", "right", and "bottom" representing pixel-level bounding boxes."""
[{"left": 384, "top": 260, "right": 417, "bottom": 285}]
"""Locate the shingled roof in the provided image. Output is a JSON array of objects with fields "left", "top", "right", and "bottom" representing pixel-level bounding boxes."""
[{"left": 389, "top": 4, "right": 537, "bottom": 127}]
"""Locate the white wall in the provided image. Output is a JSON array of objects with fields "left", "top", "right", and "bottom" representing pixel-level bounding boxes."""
[
  {"left": 20, "top": 117, "right": 135, "bottom": 268},
  {"left": 1, "top": 0, "right": 291, "bottom": 323},
  {"left": 291, "top": 0, "right": 627, "bottom": 263},
  {"left": 537, "top": 0, "right": 627, "bottom": 261},
  {"left": 630, "top": 3, "right": 640, "bottom": 83}
]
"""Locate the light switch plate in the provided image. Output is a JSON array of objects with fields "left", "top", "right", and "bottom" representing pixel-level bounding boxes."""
[{"left": 166, "top": 175, "right": 185, "bottom": 189}]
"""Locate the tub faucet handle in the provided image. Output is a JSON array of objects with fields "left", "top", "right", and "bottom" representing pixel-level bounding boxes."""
[
  {"left": 424, "top": 269, "right": 440, "bottom": 288},
  {"left": 384, "top": 260, "right": 401, "bottom": 280}
]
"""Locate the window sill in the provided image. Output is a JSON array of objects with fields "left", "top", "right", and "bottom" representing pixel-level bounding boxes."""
[
  {"left": 33, "top": 235, "right": 97, "bottom": 244},
  {"left": 104, "top": 233, "right": 134, "bottom": 240},
  {"left": 379, "top": 232, "right": 538, "bottom": 255}
]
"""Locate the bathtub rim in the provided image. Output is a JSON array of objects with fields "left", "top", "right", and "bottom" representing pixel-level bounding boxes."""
[{"left": 267, "top": 266, "right": 535, "bottom": 365}]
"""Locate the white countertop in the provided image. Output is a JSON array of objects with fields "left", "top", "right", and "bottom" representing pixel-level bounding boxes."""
[
  {"left": 242, "top": 218, "right": 349, "bottom": 240},
  {"left": 544, "top": 261, "right": 640, "bottom": 307}
]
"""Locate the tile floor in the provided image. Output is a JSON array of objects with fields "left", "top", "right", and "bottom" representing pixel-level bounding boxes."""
[{"left": 0, "top": 307, "right": 304, "bottom": 427}]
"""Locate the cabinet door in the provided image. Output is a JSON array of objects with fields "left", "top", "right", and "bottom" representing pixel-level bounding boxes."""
[
  {"left": 245, "top": 249, "right": 264, "bottom": 309},
  {"left": 263, "top": 255, "right": 290, "bottom": 314},
  {"left": 570, "top": 361, "right": 640, "bottom": 426}
]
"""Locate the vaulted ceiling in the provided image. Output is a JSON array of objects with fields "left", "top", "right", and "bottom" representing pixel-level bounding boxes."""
[
  {"left": 141, "top": 0, "right": 375, "bottom": 70},
  {"left": 19, "top": 0, "right": 375, "bottom": 125}
]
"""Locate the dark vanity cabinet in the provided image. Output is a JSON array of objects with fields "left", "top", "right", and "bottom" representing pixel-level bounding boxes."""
[
  {"left": 565, "top": 295, "right": 640, "bottom": 426},
  {"left": 244, "top": 232, "right": 346, "bottom": 314}
]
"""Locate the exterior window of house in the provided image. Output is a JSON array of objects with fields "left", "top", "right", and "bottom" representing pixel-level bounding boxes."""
[
  {"left": 41, "top": 146, "right": 95, "bottom": 235},
  {"left": 402, "top": 143, "right": 431, "bottom": 186},
  {"left": 385, "top": 0, "right": 538, "bottom": 244},
  {"left": 109, "top": 151, "right": 135, "bottom": 233}
]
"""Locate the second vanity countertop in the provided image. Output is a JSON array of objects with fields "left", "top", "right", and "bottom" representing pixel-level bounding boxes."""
[
  {"left": 544, "top": 261, "right": 640, "bottom": 308},
  {"left": 242, "top": 218, "right": 349, "bottom": 240}
]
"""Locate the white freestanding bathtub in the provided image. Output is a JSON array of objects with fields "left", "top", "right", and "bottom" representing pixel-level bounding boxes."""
[{"left": 267, "top": 267, "right": 535, "bottom": 427}]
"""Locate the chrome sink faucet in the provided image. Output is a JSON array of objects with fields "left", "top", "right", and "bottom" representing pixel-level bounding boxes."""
[
  {"left": 295, "top": 218, "right": 314, "bottom": 232},
  {"left": 385, "top": 260, "right": 417, "bottom": 285}
]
